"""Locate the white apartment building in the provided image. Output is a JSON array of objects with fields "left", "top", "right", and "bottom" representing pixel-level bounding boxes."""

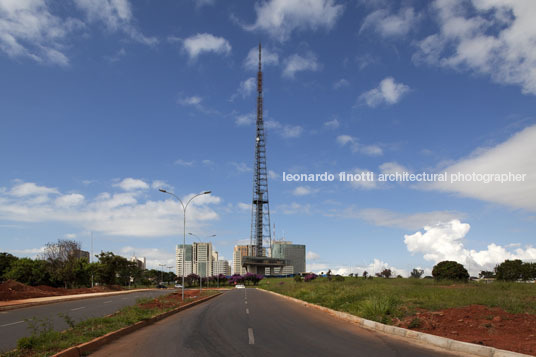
[
  {"left": 175, "top": 244, "right": 193, "bottom": 277},
  {"left": 193, "top": 242, "right": 213, "bottom": 278},
  {"left": 213, "top": 260, "right": 231, "bottom": 276}
]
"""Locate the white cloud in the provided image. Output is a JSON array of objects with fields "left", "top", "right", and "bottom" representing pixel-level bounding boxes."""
[
  {"left": 230, "top": 162, "right": 251, "bottom": 173},
  {"left": 64, "top": 233, "right": 77, "bottom": 239},
  {"left": 336, "top": 135, "right": 383, "bottom": 156},
  {"left": 230, "top": 77, "right": 256, "bottom": 101},
  {"left": 0, "top": 180, "right": 221, "bottom": 238},
  {"left": 74, "top": 0, "right": 157, "bottom": 45},
  {"left": 174, "top": 159, "right": 194, "bottom": 167},
  {"left": 268, "top": 170, "right": 279, "bottom": 180},
  {"left": 0, "top": 0, "right": 83, "bottom": 65},
  {"left": 282, "top": 52, "right": 320, "bottom": 78},
  {"left": 120, "top": 246, "right": 175, "bottom": 269},
  {"left": 293, "top": 186, "right": 313, "bottom": 196},
  {"left": 333, "top": 78, "right": 350, "bottom": 89},
  {"left": 379, "top": 162, "right": 409, "bottom": 175},
  {"left": 243, "top": 0, "right": 344, "bottom": 41},
  {"left": 178, "top": 96, "right": 202, "bottom": 106},
  {"left": 404, "top": 219, "right": 536, "bottom": 275},
  {"left": 306, "top": 251, "right": 319, "bottom": 260},
  {"left": 347, "top": 168, "right": 377, "bottom": 190},
  {"left": 414, "top": 0, "right": 536, "bottom": 95},
  {"left": 151, "top": 180, "right": 172, "bottom": 190},
  {"left": 276, "top": 202, "right": 312, "bottom": 215},
  {"left": 360, "top": 7, "right": 418, "bottom": 38},
  {"left": 281, "top": 125, "right": 303, "bottom": 138},
  {"left": 244, "top": 46, "right": 279, "bottom": 70},
  {"left": 324, "top": 118, "right": 340, "bottom": 129},
  {"left": 235, "top": 113, "right": 255, "bottom": 126},
  {"left": 359, "top": 77, "right": 410, "bottom": 107},
  {"left": 55, "top": 194, "right": 85, "bottom": 207},
  {"left": 182, "top": 33, "right": 231, "bottom": 60},
  {"left": 114, "top": 178, "right": 149, "bottom": 191},
  {"left": 237, "top": 202, "right": 250, "bottom": 211},
  {"left": 428, "top": 124, "right": 536, "bottom": 212},
  {"left": 9, "top": 182, "right": 59, "bottom": 197},
  {"left": 308, "top": 258, "right": 407, "bottom": 277}
]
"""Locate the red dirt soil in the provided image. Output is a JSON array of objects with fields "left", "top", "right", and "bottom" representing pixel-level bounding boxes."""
[
  {"left": 397, "top": 305, "right": 536, "bottom": 356},
  {"left": 0, "top": 280, "right": 123, "bottom": 301},
  {"left": 138, "top": 290, "right": 203, "bottom": 310}
]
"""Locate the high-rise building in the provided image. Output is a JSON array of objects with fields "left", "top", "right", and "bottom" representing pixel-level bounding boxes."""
[
  {"left": 193, "top": 242, "right": 213, "bottom": 277},
  {"left": 272, "top": 241, "right": 306, "bottom": 275},
  {"left": 175, "top": 244, "right": 193, "bottom": 277},
  {"left": 130, "top": 256, "right": 146, "bottom": 270},
  {"left": 213, "top": 260, "right": 231, "bottom": 276},
  {"left": 233, "top": 245, "right": 267, "bottom": 275}
]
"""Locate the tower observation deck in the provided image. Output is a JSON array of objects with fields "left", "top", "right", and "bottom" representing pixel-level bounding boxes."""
[{"left": 243, "top": 43, "right": 285, "bottom": 275}]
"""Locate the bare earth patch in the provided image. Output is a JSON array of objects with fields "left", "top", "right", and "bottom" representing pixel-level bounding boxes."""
[
  {"left": 397, "top": 305, "right": 536, "bottom": 356},
  {"left": 0, "top": 280, "right": 123, "bottom": 301}
]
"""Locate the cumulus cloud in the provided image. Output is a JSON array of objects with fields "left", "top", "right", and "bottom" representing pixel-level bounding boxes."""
[
  {"left": 230, "top": 162, "right": 251, "bottom": 173},
  {"left": 120, "top": 246, "right": 175, "bottom": 269},
  {"left": 281, "top": 125, "right": 303, "bottom": 138},
  {"left": 244, "top": 46, "right": 279, "bottom": 70},
  {"left": 182, "top": 33, "right": 231, "bottom": 60},
  {"left": 293, "top": 186, "right": 314, "bottom": 196},
  {"left": 427, "top": 124, "right": 536, "bottom": 212},
  {"left": 379, "top": 162, "right": 409, "bottom": 175},
  {"left": 309, "top": 258, "right": 407, "bottom": 277},
  {"left": 0, "top": 180, "right": 221, "bottom": 238},
  {"left": 359, "top": 77, "right": 410, "bottom": 107},
  {"left": 114, "top": 178, "right": 149, "bottom": 191},
  {"left": 230, "top": 77, "right": 256, "bottom": 101},
  {"left": 360, "top": 7, "right": 418, "bottom": 38},
  {"left": 324, "top": 118, "right": 340, "bottom": 129},
  {"left": 243, "top": 0, "right": 344, "bottom": 41},
  {"left": 9, "top": 182, "right": 59, "bottom": 197},
  {"left": 336, "top": 135, "right": 383, "bottom": 156},
  {"left": 282, "top": 52, "right": 320, "bottom": 78},
  {"left": 333, "top": 78, "right": 349, "bottom": 89},
  {"left": 235, "top": 113, "right": 255, "bottom": 126},
  {"left": 404, "top": 219, "right": 536, "bottom": 275},
  {"left": 174, "top": 159, "right": 194, "bottom": 167},
  {"left": 414, "top": 0, "right": 536, "bottom": 95},
  {"left": 306, "top": 251, "right": 319, "bottom": 260}
]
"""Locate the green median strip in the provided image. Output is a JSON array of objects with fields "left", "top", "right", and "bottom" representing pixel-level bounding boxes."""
[{"left": 1, "top": 290, "right": 219, "bottom": 357}]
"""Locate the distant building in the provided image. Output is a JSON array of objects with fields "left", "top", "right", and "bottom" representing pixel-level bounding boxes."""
[
  {"left": 193, "top": 242, "right": 213, "bottom": 278},
  {"left": 213, "top": 260, "right": 231, "bottom": 276},
  {"left": 73, "top": 249, "right": 90, "bottom": 260},
  {"left": 272, "top": 241, "right": 306, "bottom": 275},
  {"left": 130, "top": 256, "right": 146, "bottom": 270},
  {"left": 175, "top": 244, "right": 193, "bottom": 277}
]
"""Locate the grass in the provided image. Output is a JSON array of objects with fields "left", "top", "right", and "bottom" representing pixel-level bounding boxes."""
[
  {"left": 1, "top": 290, "right": 218, "bottom": 357},
  {"left": 259, "top": 277, "right": 536, "bottom": 324}
]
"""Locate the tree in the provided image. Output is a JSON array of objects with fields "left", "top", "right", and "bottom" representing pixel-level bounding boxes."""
[
  {"left": 432, "top": 261, "right": 469, "bottom": 282},
  {"left": 3, "top": 258, "right": 52, "bottom": 286},
  {"left": 95, "top": 252, "right": 137, "bottom": 286},
  {"left": 42, "top": 239, "right": 83, "bottom": 288},
  {"left": 0, "top": 252, "right": 18, "bottom": 280},
  {"left": 478, "top": 270, "right": 495, "bottom": 279},
  {"left": 327, "top": 269, "right": 332, "bottom": 281},
  {"left": 362, "top": 271, "right": 368, "bottom": 278},
  {"left": 495, "top": 259, "right": 530, "bottom": 281},
  {"left": 410, "top": 269, "right": 424, "bottom": 279},
  {"left": 380, "top": 269, "right": 392, "bottom": 278}
]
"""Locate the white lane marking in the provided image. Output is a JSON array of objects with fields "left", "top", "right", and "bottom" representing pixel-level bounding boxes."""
[
  {"left": 245, "top": 301, "right": 247, "bottom": 305},
  {"left": 1, "top": 320, "right": 24, "bottom": 327},
  {"left": 103, "top": 300, "right": 113, "bottom": 304},
  {"left": 0, "top": 312, "right": 7, "bottom": 314},
  {"left": 70, "top": 307, "right": 86, "bottom": 311},
  {"left": 248, "top": 328, "right": 255, "bottom": 345},
  {"left": 246, "top": 308, "right": 249, "bottom": 314}
]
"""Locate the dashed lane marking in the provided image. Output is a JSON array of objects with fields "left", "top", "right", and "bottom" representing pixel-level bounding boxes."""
[
  {"left": 246, "top": 308, "right": 249, "bottom": 314},
  {"left": 70, "top": 307, "right": 86, "bottom": 311},
  {"left": 103, "top": 301, "right": 113, "bottom": 304},
  {"left": 248, "top": 328, "right": 255, "bottom": 345},
  {"left": 1, "top": 321, "right": 24, "bottom": 327}
]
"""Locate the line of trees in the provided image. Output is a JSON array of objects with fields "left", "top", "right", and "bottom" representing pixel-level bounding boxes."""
[{"left": 0, "top": 240, "right": 176, "bottom": 288}]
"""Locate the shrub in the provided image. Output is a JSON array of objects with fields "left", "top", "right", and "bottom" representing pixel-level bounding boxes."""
[
  {"left": 432, "top": 261, "right": 469, "bottom": 281},
  {"left": 293, "top": 275, "right": 302, "bottom": 283},
  {"left": 359, "top": 295, "right": 399, "bottom": 324},
  {"left": 495, "top": 260, "right": 535, "bottom": 281},
  {"left": 333, "top": 275, "right": 345, "bottom": 282},
  {"left": 380, "top": 269, "right": 392, "bottom": 278},
  {"left": 410, "top": 268, "right": 424, "bottom": 279},
  {"left": 303, "top": 273, "right": 317, "bottom": 282}
]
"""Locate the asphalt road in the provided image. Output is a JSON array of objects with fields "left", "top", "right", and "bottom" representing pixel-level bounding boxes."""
[
  {"left": 0, "top": 289, "right": 173, "bottom": 353},
  {"left": 92, "top": 288, "right": 467, "bottom": 357}
]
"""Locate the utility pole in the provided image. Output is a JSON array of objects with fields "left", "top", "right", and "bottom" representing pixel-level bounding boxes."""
[{"left": 159, "top": 264, "right": 165, "bottom": 284}]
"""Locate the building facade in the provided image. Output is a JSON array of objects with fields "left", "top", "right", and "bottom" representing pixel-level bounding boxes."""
[
  {"left": 272, "top": 241, "right": 306, "bottom": 275},
  {"left": 130, "top": 256, "right": 146, "bottom": 270},
  {"left": 175, "top": 244, "right": 193, "bottom": 277},
  {"left": 213, "top": 260, "right": 231, "bottom": 276},
  {"left": 193, "top": 242, "right": 213, "bottom": 278}
]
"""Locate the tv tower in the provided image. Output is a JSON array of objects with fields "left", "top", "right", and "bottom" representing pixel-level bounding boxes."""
[{"left": 250, "top": 43, "right": 271, "bottom": 258}]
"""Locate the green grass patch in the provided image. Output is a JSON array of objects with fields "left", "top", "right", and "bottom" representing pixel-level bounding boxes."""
[
  {"left": 259, "top": 277, "right": 536, "bottom": 324},
  {"left": 1, "top": 290, "right": 218, "bottom": 357}
]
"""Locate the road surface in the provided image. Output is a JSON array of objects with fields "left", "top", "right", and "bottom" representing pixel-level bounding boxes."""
[
  {"left": 92, "top": 288, "right": 467, "bottom": 357},
  {"left": 0, "top": 289, "right": 173, "bottom": 353}
]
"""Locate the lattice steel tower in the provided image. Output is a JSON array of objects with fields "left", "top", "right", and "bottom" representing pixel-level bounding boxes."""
[{"left": 250, "top": 43, "right": 271, "bottom": 258}]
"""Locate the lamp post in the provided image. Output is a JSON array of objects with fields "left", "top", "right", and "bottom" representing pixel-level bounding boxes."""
[
  {"left": 188, "top": 233, "right": 216, "bottom": 291},
  {"left": 158, "top": 264, "right": 165, "bottom": 285},
  {"left": 159, "top": 189, "right": 211, "bottom": 301}
]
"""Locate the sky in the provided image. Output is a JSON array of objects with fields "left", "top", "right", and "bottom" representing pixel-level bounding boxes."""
[{"left": 1, "top": 0, "right": 535, "bottom": 277}]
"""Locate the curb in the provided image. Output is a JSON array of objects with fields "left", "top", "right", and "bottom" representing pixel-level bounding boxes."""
[
  {"left": 0, "top": 289, "right": 163, "bottom": 311},
  {"left": 51, "top": 292, "right": 222, "bottom": 357},
  {"left": 259, "top": 289, "right": 531, "bottom": 357}
]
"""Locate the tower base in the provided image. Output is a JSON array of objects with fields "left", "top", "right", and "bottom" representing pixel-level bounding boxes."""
[{"left": 242, "top": 256, "right": 285, "bottom": 275}]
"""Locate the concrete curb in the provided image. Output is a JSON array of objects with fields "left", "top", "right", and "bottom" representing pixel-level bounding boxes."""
[
  {"left": 51, "top": 292, "right": 222, "bottom": 357},
  {"left": 259, "top": 289, "right": 531, "bottom": 357},
  {"left": 0, "top": 289, "right": 164, "bottom": 311}
]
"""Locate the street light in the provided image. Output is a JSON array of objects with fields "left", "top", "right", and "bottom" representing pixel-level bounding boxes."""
[
  {"left": 188, "top": 233, "right": 216, "bottom": 291},
  {"left": 159, "top": 189, "right": 212, "bottom": 301},
  {"left": 158, "top": 264, "right": 166, "bottom": 285}
]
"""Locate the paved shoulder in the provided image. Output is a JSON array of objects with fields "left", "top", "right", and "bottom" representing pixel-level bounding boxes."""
[{"left": 91, "top": 288, "right": 465, "bottom": 357}]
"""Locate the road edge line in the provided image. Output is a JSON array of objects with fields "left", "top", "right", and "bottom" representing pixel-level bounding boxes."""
[
  {"left": 258, "top": 288, "right": 531, "bottom": 357},
  {"left": 50, "top": 292, "right": 223, "bottom": 357}
]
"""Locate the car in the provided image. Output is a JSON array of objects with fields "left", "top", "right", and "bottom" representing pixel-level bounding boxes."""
[
  {"left": 174, "top": 284, "right": 183, "bottom": 288},
  {"left": 156, "top": 284, "right": 167, "bottom": 289},
  {"left": 235, "top": 284, "right": 245, "bottom": 289}
]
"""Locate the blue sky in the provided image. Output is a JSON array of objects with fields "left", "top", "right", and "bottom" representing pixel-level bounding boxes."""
[{"left": 1, "top": 0, "right": 535, "bottom": 276}]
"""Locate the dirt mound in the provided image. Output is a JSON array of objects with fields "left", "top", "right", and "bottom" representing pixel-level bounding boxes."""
[
  {"left": 398, "top": 305, "right": 536, "bottom": 356},
  {"left": 0, "top": 280, "right": 53, "bottom": 300},
  {"left": 0, "top": 280, "right": 124, "bottom": 301}
]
